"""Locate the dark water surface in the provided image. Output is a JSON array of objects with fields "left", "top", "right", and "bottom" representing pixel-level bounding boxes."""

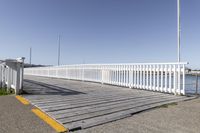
[{"left": 185, "top": 75, "right": 200, "bottom": 94}]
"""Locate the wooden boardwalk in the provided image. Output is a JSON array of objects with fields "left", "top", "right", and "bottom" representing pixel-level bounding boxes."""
[{"left": 23, "top": 75, "right": 192, "bottom": 131}]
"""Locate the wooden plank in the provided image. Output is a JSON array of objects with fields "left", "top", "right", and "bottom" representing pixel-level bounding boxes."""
[
  {"left": 58, "top": 96, "right": 183, "bottom": 124},
  {"left": 23, "top": 91, "right": 138, "bottom": 102},
  {"left": 46, "top": 94, "right": 179, "bottom": 116},
  {"left": 40, "top": 93, "right": 172, "bottom": 112},
  {"left": 52, "top": 95, "right": 182, "bottom": 119},
  {"left": 34, "top": 93, "right": 161, "bottom": 109},
  {"left": 46, "top": 94, "right": 171, "bottom": 115},
  {"left": 64, "top": 97, "right": 190, "bottom": 130},
  {"left": 26, "top": 92, "right": 156, "bottom": 105}
]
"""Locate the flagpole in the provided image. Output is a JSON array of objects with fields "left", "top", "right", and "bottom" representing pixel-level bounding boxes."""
[{"left": 177, "top": 0, "right": 181, "bottom": 62}]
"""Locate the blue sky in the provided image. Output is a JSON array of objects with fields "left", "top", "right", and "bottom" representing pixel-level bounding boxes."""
[{"left": 0, "top": 0, "right": 199, "bottom": 68}]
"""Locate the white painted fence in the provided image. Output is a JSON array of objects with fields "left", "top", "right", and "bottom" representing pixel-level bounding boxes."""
[
  {"left": 24, "top": 62, "right": 187, "bottom": 95},
  {"left": 0, "top": 58, "right": 25, "bottom": 94}
]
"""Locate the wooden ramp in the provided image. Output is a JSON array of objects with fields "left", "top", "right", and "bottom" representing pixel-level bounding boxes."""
[{"left": 23, "top": 75, "right": 192, "bottom": 131}]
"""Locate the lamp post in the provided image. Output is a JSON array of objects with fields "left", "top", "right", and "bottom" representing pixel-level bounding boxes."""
[{"left": 177, "top": 0, "right": 181, "bottom": 62}]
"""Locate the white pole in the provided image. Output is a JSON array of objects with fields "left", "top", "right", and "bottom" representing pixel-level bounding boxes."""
[
  {"left": 177, "top": 0, "right": 181, "bottom": 95},
  {"left": 177, "top": 0, "right": 181, "bottom": 62}
]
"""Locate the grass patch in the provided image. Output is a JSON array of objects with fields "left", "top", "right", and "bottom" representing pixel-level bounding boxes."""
[
  {"left": 0, "top": 88, "right": 14, "bottom": 96},
  {"left": 158, "top": 102, "right": 178, "bottom": 108}
]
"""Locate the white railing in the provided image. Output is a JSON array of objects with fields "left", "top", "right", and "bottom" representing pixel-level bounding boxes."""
[
  {"left": 0, "top": 58, "right": 25, "bottom": 94},
  {"left": 24, "top": 62, "right": 188, "bottom": 95}
]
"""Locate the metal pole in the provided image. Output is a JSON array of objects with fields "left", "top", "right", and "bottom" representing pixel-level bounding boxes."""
[
  {"left": 58, "top": 35, "right": 61, "bottom": 66},
  {"left": 177, "top": 0, "right": 181, "bottom": 62}
]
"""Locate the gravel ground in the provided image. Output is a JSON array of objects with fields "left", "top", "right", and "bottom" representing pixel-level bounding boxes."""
[
  {"left": 0, "top": 95, "right": 56, "bottom": 133},
  {"left": 74, "top": 97, "right": 200, "bottom": 133}
]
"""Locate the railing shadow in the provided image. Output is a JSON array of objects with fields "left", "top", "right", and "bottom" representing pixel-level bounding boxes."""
[{"left": 23, "top": 79, "right": 85, "bottom": 96}]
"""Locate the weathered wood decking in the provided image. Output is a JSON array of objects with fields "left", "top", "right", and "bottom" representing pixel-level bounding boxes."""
[{"left": 23, "top": 75, "right": 192, "bottom": 131}]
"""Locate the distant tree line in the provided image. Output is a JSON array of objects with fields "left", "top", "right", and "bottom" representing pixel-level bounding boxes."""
[{"left": 24, "top": 63, "right": 52, "bottom": 68}]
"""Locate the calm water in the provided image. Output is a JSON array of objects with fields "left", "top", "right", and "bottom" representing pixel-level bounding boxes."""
[{"left": 185, "top": 75, "right": 200, "bottom": 94}]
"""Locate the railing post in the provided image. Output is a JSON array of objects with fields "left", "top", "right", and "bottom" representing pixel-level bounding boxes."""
[
  {"left": 139, "top": 65, "right": 142, "bottom": 89},
  {"left": 116, "top": 65, "right": 119, "bottom": 85},
  {"left": 164, "top": 64, "right": 168, "bottom": 92},
  {"left": 125, "top": 65, "right": 128, "bottom": 87},
  {"left": 146, "top": 65, "right": 149, "bottom": 90},
  {"left": 19, "top": 58, "right": 25, "bottom": 90},
  {"left": 173, "top": 65, "right": 177, "bottom": 95},
  {"left": 82, "top": 65, "right": 84, "bottom": 81},
  {"left": 136, "top": 65, "right": 139, "bottom": 88},
  {"left": 142, "top": 65, "right": 145, "bottom": 89},
  {"left": 101, "top": 65, "right": 104, "bottom": 84},
  {"left": 133, "top": 65, "right": 137, "bottom": 87},
  {"left": 169, "top": 65, "right": 172, "bottom": 93},
  {"left": 177, "top": 64, "right": 181, "bottom": 95},
  {"left": 15, "top": 63, "right": 21, "bottom": 94},
  {"left": 157, "top": 64, "right": 160, "bottom": 91},
  {"left": 120, "top": 65, "right": 122, "bottom": 86},
  {"left": 123, "top": 65, "right": 125, "bottom": 86},
  {"left": 129, "top": 65, "right": 133, "bottom": 88},
  {"left": 153, "top": 64, "right": 156, "bottom": 91},
  {"left": 182, "top": 64, "right": 185, "bottom": 95},
  {"left": 7, "top": 67, "right": 11, "bottom": 92},
  {"left": 161, "top": 65, "right": 163, "bottom": 92},
  {"left": 1, "top": 66, "right": 5, "bottom": 88},
  {"left": 149, "top": 65, "right": 152, "bottom": 90}
]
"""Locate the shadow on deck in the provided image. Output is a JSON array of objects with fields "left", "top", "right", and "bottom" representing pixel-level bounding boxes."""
[{"left": 23, "top": 79, "right": 85, "bottom": 96}]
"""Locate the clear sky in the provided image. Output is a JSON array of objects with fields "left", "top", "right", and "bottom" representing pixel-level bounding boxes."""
[{"left": 0, "top": 0, "right": 199, "bottom": 68}]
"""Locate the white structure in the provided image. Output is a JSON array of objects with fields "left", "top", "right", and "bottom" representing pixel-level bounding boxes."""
[
  {"left": 0, "top": 57, "right": 25, "bottom": 94},
  {"left": 25, "top": 62, "right": 187, "bottom": 95}
]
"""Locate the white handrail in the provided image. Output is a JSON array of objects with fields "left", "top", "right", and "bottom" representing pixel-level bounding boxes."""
[
  {"left": 0, "top": 57, "right": 25, "bottom": 94},
  {"left": 24, "top": 62, "right": 187, "bottom": 95}
]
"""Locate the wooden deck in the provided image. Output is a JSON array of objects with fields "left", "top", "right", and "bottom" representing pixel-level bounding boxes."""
[{"left": 23, "top": 75, "right": 192, "bottom": 131}]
